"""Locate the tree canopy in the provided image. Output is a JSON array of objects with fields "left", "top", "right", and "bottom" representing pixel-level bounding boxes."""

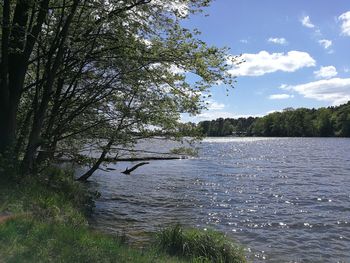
[
  {"left": 0, "top": 0, "right": 239, "bottom": 179},
  {"left": 199, "top": 102, "right": 350, "bottom": 137}
]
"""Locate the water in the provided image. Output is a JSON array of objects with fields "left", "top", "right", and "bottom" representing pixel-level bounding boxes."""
[{"left": 85, "top": 138, "right": 350, "bottom": 262}]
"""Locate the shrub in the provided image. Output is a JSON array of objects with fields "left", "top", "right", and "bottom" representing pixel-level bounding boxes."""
[{"left": 156, "top": 224, "right": 247, "bottom": 263}]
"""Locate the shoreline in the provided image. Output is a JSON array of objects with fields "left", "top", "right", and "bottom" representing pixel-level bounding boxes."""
[{"left": 0, "top": 168, "right": 246, "bottom": 263}]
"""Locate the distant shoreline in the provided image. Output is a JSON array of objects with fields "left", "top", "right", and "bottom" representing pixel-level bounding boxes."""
[{"left": 198, "top": 102, "right": 350, "bottom": 138}]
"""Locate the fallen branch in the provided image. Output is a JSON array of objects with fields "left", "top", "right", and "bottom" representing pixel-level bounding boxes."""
[
  {"left": 58, "top": 155, "right": 187, "bottom": 163},
  {"left": 121, "top": 162, "right": 149, "bottom": 174},
  {"left": 108, "top": 156, "right": 187, "bottom": 162}
]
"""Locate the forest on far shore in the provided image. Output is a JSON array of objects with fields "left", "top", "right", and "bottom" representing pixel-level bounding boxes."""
[{"left": 198, "top": 101, "right": 350, "bottom": 137}]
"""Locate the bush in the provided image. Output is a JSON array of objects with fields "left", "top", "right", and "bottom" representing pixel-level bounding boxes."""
[{"left": 156, "top": 224, "right": 247, "bottom": 263}]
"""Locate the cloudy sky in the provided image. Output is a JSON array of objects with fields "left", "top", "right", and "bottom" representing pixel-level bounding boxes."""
[{"left": 182, "top": 0, "right": 350, "bottom": 121}]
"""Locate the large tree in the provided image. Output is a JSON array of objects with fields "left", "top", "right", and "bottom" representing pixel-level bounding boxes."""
[{"left": 0, "top": 0, "right": 238, "bottom": 177}]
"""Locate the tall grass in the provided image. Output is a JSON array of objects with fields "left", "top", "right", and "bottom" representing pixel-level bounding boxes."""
[
  {"left": 0, "top": 166, "right": 94, "bottom": 226},
  {"left": 156, "top": 224, "right": 247, "bottom": 263}
]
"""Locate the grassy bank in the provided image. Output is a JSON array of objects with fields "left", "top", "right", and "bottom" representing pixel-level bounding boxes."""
[
  {"left": 0, "top": 218, "right": 186, "bottom": 263},
  {"left": 0, "top": 168, "right": 246, "bottom": 263}
]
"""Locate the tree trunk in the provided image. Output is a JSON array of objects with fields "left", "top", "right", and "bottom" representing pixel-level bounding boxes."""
[
  {"left": 14, "top": 109, "right": 33, "bottom": 160},
  {"left": 77, "top": 139, "right": 115, "bottom": 181},
  {"left": 22, "top": 0, "right": 80, "bottom": 173},
  {"left": 0, "top": 0, "right": 49, "bottom": 160},
  {"left": 0, "top": 0, "right": 11, "bottom": 156}
]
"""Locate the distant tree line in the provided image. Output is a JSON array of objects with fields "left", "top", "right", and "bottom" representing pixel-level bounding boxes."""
[
  {"left": 198, "top": 102, "right": 350, "bottom": 137},
  {"left": 199, "top": 117, "right": 257, "bottom": 136}
]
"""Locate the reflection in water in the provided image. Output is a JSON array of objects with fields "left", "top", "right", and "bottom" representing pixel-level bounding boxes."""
[{"left": 85, "top": 138, "right": 350, "bottom": 262}]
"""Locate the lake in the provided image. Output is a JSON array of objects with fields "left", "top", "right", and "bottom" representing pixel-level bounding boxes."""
[{"left": 83, "top": 137, "right": 350, "bottom": 262}]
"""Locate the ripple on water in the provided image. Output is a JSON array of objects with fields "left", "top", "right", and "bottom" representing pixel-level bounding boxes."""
[{"left": 89, "top": 138, "right": 350, "bottom": 262}]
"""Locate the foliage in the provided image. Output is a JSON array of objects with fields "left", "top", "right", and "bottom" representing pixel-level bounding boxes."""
[
  {"left": 170, "top": 147, "right": 199, "bottom": 157},
  {"left": 0, "top": 0, "right": 238, "bottom": 179},
  {"left": 199, "top": 101, "right": 350, "bottom": 137},
  {"left": 156, "top": 224, "right": 247, "bottom": 263},
  {"left": 199, "top": 117, "right": 257, "bottom": 137}
]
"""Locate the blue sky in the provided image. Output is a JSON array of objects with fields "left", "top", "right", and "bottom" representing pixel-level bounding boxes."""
[{"left": 182, "top": 0, "right": 350, "bottom": 122}]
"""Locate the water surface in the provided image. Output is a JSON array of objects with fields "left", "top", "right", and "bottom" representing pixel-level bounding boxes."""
[{"left": 85, "top": 138, "right": 350, "bottom": 262}]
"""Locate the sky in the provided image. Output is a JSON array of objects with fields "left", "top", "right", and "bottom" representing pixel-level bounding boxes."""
[{"left": 182, "top": 0, "right": 350, "bottom": 122}]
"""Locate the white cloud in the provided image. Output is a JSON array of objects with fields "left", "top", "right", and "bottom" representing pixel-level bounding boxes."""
[
  {"left": 149, "top": 63, "right": 185, "bottom": 75},
  {"left": 168, "top": 64, "right": 185, "bottom": 74},
  {"left": 339, "top": 11, "right": 350, "bottom": 36},
  {"left": 228, "top": 51, "right": 316, "bottom": 77},
  {"left": 206, "top": 100, "right": 225, "bottom": 110},
  {"left": 279, "top": 84, "right": 289, "bottom": 90},
  {"left": 268, "top": 37, "right": 288, "bottom": 45},
  {"left": 314, "top": 66, "right": 338, "bottom": 79},
  {"left": 266, "top": 110, "right": 283, "bottom": 114},
  {"left": 301, "top": 16, "right": 315, "bottom": 28},
  {"left": 314, "top": 28, "right": 322, "bottom": 36},
  {"left": 285, "top": 78, "right": 350, "bottom": 105},
  {"left": 154, "top": 0, "right": 189, "bottom": 17},
  {"left": 318, "top": 39, "right": 332, "bottom": 49},
  {"left": 268, "top": 94, "right": 294, "bottom": 100},
  {"left": 240, "top": 39, "right": 248, "bottom": 44}
]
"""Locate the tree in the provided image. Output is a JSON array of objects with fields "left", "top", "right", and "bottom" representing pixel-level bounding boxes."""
[
  {"left": 314, "top": 108, "right": 334, "bottom": 137},
  {"left": 332, "top": 102, "right": 350, "bottom": 136},
  {"left": 203, "top": 102, "right": 350, "bottom": 138},
  {"left": 0, "top": 0, "right": 239, "bottom": 178}
]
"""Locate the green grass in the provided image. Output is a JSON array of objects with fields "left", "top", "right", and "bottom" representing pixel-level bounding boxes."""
[
  {"left": 0, "top": 167, "right": 92, "bottom": 226},
  {"left": 0, "top": 167, "right": 246, "bottom": 263},
  {"left": 156, "top": 224, "right": 247, "bottom": 263},
  {"left": 0, "top": 217, "right": 185, "bottom": 263}
]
